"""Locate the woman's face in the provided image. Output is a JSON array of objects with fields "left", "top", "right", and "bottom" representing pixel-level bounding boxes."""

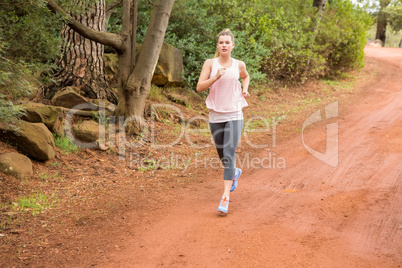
[{"left": 217, "top": 35, "right": 234, "bottom": 56}]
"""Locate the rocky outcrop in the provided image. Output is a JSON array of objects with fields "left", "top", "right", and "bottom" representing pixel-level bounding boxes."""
[
  {"left": 51, "top": 87, "right": 94, "bottom": 109},
  {"left": 105, "top": 42, "right": 183, "bottom": 87},
  {"left": 0, "top": 121, "right": 56, "bottom": 161},
  {"left": 0, "top": 152, "right": 33, "bottom": 179},
  {"left": 50, "top": 88, "right": 115, "bottom": 113},
  {"left": 151, "top": 42, "right": 184, "bottom": 86},
  {"left": 21, "top": 103, "right": 65, "bottom": 136}
]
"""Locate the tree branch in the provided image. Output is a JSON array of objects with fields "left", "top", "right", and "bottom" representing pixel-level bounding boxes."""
[
  {"left": 106, "top": 0, "right": 123, "bottom": 13},
  {"left": 46, "top": 0, "right": 124, "bottom": 52}
]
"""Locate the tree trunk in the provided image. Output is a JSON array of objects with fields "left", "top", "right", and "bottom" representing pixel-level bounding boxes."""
[
  {"left": 376, "top": 19, "right": 387, "bottom": 46},
  {"left": 376, "top": 0, "right": 391, "bottom": 46},
  {"left": 114, "top": 0, "right": 175, "bottom": 135},
  {"left": 44, "top": 0, "right": 175, "bottom": 135},
  {"left": 41, "top": 0, "right": 117, "bottom": 104},
  {"left": 302, "top": 0, "right": 328, "bottom": 83},
  {"left": 313, "top": 0, "right": 327, "bottom": 15}
]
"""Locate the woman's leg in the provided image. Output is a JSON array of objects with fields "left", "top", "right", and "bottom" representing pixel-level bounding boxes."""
[
  {"left": 210, "top": 120, "right": 243, "bottom": 182},
  {"left": 221, "top": 120, "right": 243, "bottom": 198},
  {"left": 209, "top": 122, "right": 225, "bottom": 161},
  {"left": 210, "top": 120, "right": 243, "bottom": 213}
]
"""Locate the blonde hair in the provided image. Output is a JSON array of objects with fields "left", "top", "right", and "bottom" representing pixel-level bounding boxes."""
[{"left": 214, "top": 29, "right": 234, "bottom": 58}]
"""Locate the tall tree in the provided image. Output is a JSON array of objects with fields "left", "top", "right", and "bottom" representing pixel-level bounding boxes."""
[
  {"left": 376, "top": 0, "right": 391, "bottom": 46},
  {"left": 41, "top": 0, "right": 117, "bottom": 103},
  {"left": 46, "top": 0, "right": 175, "bottom": 134}
]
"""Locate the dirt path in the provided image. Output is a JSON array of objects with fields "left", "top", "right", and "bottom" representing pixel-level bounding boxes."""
[{"left": 98, "top": 47, "right": 401, "bottom": 267}]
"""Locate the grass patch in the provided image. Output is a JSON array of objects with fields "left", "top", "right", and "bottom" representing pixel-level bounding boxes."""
[
  {"left": 53, "top": 134, "right": 78, "bottom": 154},
  {"left": 16, "top": 193, "right": 56, "bottom": 216},
  {"left": 322, "top": 78, "right": 355, "bottom": 91},
  {"left": 148, "top": 85, "right": 168, "bottom": 102}
]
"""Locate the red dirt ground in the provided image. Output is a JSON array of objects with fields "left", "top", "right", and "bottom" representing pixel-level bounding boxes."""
[
  {"left": 1, "top": 47, "right": 401, "bottom": 267},
  {"left": 98, "top": 47, "right": 401, "bottom": 267}
]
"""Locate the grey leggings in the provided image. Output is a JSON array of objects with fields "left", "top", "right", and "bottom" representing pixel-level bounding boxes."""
[{"left": 209, "top": 120, "right": 243, "bottom": 180}]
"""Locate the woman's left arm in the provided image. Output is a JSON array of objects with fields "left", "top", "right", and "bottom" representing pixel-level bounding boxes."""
[{"left": 239, "top": 61, "right": 250, "bottom": 98}]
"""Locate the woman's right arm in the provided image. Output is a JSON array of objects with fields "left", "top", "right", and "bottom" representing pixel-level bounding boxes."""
[{"left": 197, "top": 59, "right": 222, "bottom": 93}]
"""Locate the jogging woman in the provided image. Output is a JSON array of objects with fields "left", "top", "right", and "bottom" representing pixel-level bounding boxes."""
[{"left": 197, "top": 29, "right": 250, "bottom": 215}]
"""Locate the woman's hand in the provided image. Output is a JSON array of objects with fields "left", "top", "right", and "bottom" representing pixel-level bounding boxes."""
[
  {"left": 215, "top": 68, "right": 226, "bottom": 79},
  {"left": 243, "top": 91, "right": 250, "bottom": 98}
]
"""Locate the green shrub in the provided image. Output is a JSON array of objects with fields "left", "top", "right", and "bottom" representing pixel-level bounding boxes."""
[
  {"left": 0, "top": 37, "right": 33, "bottom": 128},
  {"left": 317, "top": 0, "right": 372, "bottom": 73},
  {"left": 0, "top": 0, "right": 63, "bottom": 128},
  {"left": 0, "top": 0, "right": 61, "bottom": 70},
  {"left": 161, "top": 0, "right": 371, "bottom": 86}
]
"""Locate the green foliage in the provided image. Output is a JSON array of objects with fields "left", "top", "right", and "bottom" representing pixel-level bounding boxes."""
[
  {"left": 384, "top": 4, "right": 402, "bottom": 31},
  {"left": 148, "top": 85, "right": 167, "bottom": 102},
  {"left": 0, "top": 38, "right": 33, "bottom": 128},
  {"left": 163, "top": 0, "right": 271, "bottom": 87},
  {"left": 317, "top": 0, "right": 372, "bottom": 72},
  {"left": 17, "top": 193, "right": 56, "bottom": 216},
  {"left": 0, "top": 0, "right": 61, "bottom": 70},
  {"left": 1, "top": 0, "right": 373, "bottom": 94},
  {"left": 0, "top": 0, "right": 62, "bottom": 129},
  {"left": 162, "top": 0, "right": 372, "bottom": 86},
  {"left": 53, "top": 134, "right": 79, "bottom": 154}
]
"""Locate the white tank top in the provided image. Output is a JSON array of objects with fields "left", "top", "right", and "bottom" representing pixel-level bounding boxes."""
[{"left": 206, "top": 58, "right": 248, "bottom": 123}]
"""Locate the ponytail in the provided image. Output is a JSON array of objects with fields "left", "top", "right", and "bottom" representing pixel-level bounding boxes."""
[{"left": 214, "top": 49, "right": 219, "bottom": 58}]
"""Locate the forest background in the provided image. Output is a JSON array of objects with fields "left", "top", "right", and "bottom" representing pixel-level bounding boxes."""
[{"left": 1, "top": 0, "right": 400, "bottom": 128}]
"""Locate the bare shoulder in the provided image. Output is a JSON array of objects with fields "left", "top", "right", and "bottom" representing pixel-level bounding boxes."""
[
  {"left": 238, "top": 60, "right": 247, "bottom": 69},
  {"left": 204, "top": 58, "right": 214, "bottom": 67},
  {"left": 238, "top": 60, "right": 247, "bottom": 73}
]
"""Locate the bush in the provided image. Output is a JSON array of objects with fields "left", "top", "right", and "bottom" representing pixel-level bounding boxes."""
[
  {"left": 0, "top": 37, "right": 33, "bottom": 128},
  {"left": 317, "top": 0, "right": 372, "bottom": 73},
  {"left": 0, "top": 0, "right": 64, "bottom": 128},
  {"left": 78, "top": 0, "right": 374, "bottom": 89},
  {"left": 162, "top": 0, "right": 371, "bottom": 87},
  {"left": 0, "top": 0, "right": 61, "bottom": 70}
]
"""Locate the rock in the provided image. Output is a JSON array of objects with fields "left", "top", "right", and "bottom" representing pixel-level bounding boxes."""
[
  {"left": 51, "top": 87, "right": 96, "bottom": 109},
  {"left": 0, "top": 152, "right": 33, "bottom": 179},
  {"left": 166, "top": 92, "right": 190, "bottom": 107},
  {"left": 91, "top": 99, "right": 116, "bottom": 113},
  {"left": 0, "top": 121, "right": 56, "bottom": 161},
  {"left": 72, "top": 120, "right": 105, "bottom": 143},
  {"left": 21, "top": 103, "right": 65, "bottom": 136},
  {"left": 367, "top": 39, "right": 383, "bottom": 47},
  {"left": 105, "top": 42, "right": 184, "bottom": 87},
  {"left": 151, "top": 42, "right": 184, "bottom": 86},
  {"left": 166, "top": 87, "right": 203, "bottom": 107}
]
